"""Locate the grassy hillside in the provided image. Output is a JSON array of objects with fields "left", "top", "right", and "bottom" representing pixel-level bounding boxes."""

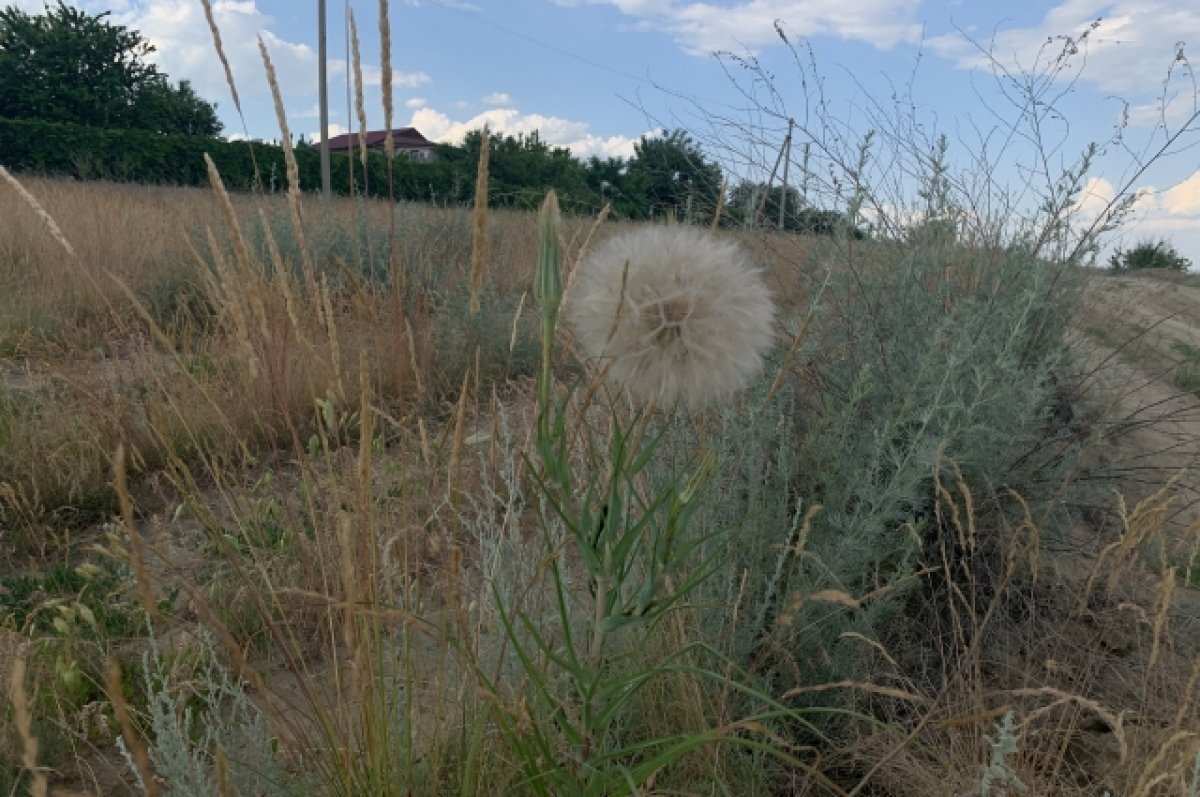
[
  {"left": 0, "top": 169, "right": 1196, "bottom": 795},
  {"left": 3, "top": 0, "right": 1200, "bottom": 787}
]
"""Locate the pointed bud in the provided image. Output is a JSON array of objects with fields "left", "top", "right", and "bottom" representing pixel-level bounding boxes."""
[{"left": 534, "top": 190, "right": 563, "bottom": 317}]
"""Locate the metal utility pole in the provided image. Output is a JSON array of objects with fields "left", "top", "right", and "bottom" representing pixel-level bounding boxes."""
[{"left": 318, "top": 0, "right": 331, "bottom": 198}]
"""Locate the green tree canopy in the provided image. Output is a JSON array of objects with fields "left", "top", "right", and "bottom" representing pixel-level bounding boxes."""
[
  {"left": 728, "top": 180, "right": 862, "bottom": 237},
  {"left": 625, "top": 129, "right": 723, "bottom": 223},
  {"left": 0, "top": 1, "right": 221, "bottom": 136},
  {"left": 457, "top": 129, "right": 591, "bottom": 210}
]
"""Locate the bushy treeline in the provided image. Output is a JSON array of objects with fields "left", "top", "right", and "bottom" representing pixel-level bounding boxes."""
[
  {"left": 0, "top": 116, "right": 858, "bottom": 229},
  {"left": 0, "top": 117, "right": 721, "bottom": 221},
  {"left": 0, "top": 2, "right": 221, "bottom": 137},
  {"left": 0, "top": 116, "right": 465, "bottom": 204}
]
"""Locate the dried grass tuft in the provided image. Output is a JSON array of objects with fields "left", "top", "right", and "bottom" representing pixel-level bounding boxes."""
[
  {"left": 349, "top": 10, "right": 369, "bottom": 176},
  {"left": 1, "top": 165, "right": 76, "bottom": 257},
  {"left": 378, "top": 0, "right": 395, "bottom": 163},
  {"left": 10, "top": 657, "right": 48, "bottom": 797},
  {"left": 469, "top": 128, "right": 491, "bottom": 317},
  {"left": 106, "top": 658, "right": 159, "bottom": 797},
  {"left": 198, "top": 0, "right": 243, "bottom": 116},
  {"left": 258, "top": 35, "right": 315, "bottom": 279}
]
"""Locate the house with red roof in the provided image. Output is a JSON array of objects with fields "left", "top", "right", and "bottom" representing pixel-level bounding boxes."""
[{"left": 325, "top": 127, "right": 438, "bottom": 162}]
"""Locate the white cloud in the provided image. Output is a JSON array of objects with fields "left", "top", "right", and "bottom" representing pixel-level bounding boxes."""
[
  {"left": 343, "top": 62, "right": 430, "bottom": 89},
  {"left": 409, "top": 106, "right": 645, "bottom": 159},
  {"left": 482, "top": 92, "right": 513, "bottom": 106},
  {"left": 102, "top": 1, "right": 312, "bottom": 100},
  {"left": 1076, "top": 172, "right": 1200, "bottom": 225},
  {"left": 1074, "top": 175, "right": 1156, "bottom": 222},
  {"left": 555, "top": 0, "right": 921, "bottom": 54},
  {"left": 306, "top": 122, "right": 351, "bottom": 142},
  {"left": 1076, "top": 176, "right": 1119, "bottom": 217},
  {"left": 405, "top": 97, "right": 428, "bottom": 109},
  {"left": 44, "top": 1, "right": 426, "bottom": 125},
  {"left": 1161, "top": 170, "right": 1200, "bottom": 216},
  {"left": 928, "top": 1, "right": 1200, "bottom": 99},
  {"left": 1075, "top": 170, "right": 1200, "bottom": 265}
]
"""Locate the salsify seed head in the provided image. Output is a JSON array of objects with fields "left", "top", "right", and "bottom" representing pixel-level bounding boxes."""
[{"left": 568, "top": 225, "right": 776, "bottom": 408}]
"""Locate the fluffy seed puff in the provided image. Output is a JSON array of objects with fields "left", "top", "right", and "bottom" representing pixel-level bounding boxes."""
[{"left": 568, "top": 225, "right": 776, "bottom": 408}]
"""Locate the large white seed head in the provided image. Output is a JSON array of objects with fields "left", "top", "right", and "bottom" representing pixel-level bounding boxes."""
[{"left": 568, "top": 225, "right": 776, "bottom": 408}]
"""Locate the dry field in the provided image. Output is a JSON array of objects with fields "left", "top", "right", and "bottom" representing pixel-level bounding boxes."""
[{"left": 1, "top": 175, "right": 1198, "bottom": 795}]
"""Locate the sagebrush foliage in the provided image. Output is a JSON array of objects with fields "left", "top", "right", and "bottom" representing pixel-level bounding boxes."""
[
  {"left": 120, "top": 631, "right": 294, "bottom": 797},
  {"left": 658, "top": 235, "right": 1090, "bottom": 699}
]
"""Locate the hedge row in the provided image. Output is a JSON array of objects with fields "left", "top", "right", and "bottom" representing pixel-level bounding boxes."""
[{"left": 0, "top": 116, "right": 465, "bottom": 202}]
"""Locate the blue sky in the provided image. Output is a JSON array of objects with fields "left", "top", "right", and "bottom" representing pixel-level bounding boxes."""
[{"left": 12, "top": 0, "right": 1200, "bottom": 262}]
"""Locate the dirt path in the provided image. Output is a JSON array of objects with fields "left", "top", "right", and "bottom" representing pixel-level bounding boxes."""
[{"left": 1076, "top": 270, "right": 1200, "bottom": 536}]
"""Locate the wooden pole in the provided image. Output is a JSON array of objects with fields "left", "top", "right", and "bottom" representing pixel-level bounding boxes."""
[
  {"left": 754, "top": 127, "right": 787, "bottom": 228},
  {"left": 778, "top": 118, "right": 794, "bottom": 230}
]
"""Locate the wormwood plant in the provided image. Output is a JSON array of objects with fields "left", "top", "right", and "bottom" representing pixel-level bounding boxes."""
[
  {"left": 476, "top": 192, "right": 812, "bottom": 795},
  {"left": 978, "top": 712, "right": 1028, "bottom": 797},
  {"left": 118, "top": 630, "right": 292, "bottom": 797}
]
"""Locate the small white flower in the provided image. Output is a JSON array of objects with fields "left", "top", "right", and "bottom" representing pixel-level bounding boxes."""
[{"left": 568, "top": 225, "right": 776, "bottom": 408}]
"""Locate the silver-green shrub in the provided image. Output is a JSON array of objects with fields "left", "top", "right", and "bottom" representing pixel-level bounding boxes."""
[{"left": 121, "top": 630, "right": 294, "bottom": 797}]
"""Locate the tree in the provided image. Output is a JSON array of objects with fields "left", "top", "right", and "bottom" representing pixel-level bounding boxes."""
[
  {"left": 134, "top": 78, "right": 221, "bottom": 137},
  {"left": 458, "top": 129, "right": 590, "bottom": 210},
  {"left": 625, "top": 129, "right": 723, "bottom": 222},
  {"left": 1108, "top": 238, "right": 1193, "bottom": 272},
  {"left": 583, "top": 155, "right": 643, "bottom": 219},
  {"left": 728, "top": 181, "right": 801, "bottom": 228},
  {"left": 727, "top": 180, "right": 862, "bottom": 237},
  {"left": 0, "top": 1, "right": 221, "bottom": 137}
]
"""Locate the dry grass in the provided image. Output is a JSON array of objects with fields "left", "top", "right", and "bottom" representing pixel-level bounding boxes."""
[
  {"left": 0, "top": 177, "right": 220, "bottom": 352},
  {"left": 830, "top": 470, "right": 1200, "bottom": 796},
  {"left": 1, "top": 170, "right": 1198, "bottom": 795},
  {"left": 0, "top": 177, "right": 614, "bottom": 544}
]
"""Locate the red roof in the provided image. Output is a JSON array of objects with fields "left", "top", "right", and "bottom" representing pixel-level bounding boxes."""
[{"left": 325, "top": 127, "right": 435, "bottom": 151}]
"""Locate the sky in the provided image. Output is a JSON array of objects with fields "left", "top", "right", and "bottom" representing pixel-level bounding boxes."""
[{"left": 11, "top": 0, "right": 1200, "bottom": 263}]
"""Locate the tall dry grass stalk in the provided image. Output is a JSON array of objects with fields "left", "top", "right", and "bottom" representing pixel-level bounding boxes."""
[
  {"left": 711, "top": 176, "right": 728, "bottom": 232},
  {"left": 377, "top": 0, "right": 395, "bottom": 165},
  {"left": 106, "top": 658, "right": 159, "bottom": 797},
  {"left": 349, "top": 10, "right": 369, "bottom": 178},
  {"left": 764, "top": 298, "right": 816, "bottom": 404},
  {"left": 1076, "top": 472, "right": 1184, "bottom": 613},
  {"left": 469, "top": 127, "right": 490, "bottom": 317},
  {"left": 198, "top": 0, "right": 243, "bottom": 117},
  {"left": 448, "top": 367, "right": 471, "bottom": 498},
  {"left": 114, "top": 445, "right": 157, "bottom": 619},
  {"left": 377, "top": 0, "right": 403, "bottom": 294},
  {"left": 1, "top": 165, "right": 76, "bottom": 258},
  {"left": 203, "top": 154, "right": 254, "bottom": 272},
  {"left": 10, "top": 657, "right": 48, "bottom": 797},
  {"left": 258, "top": 35, "right": 315, "bottom": 281}
]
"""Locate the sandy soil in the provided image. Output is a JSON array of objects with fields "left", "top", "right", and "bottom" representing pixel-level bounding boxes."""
[
  {"left": 1027, "top": 269, "right": 1200, "bottom": 790},
  {"left": 1076, "top": 270, "right": 1200, "bottom": 531}
]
